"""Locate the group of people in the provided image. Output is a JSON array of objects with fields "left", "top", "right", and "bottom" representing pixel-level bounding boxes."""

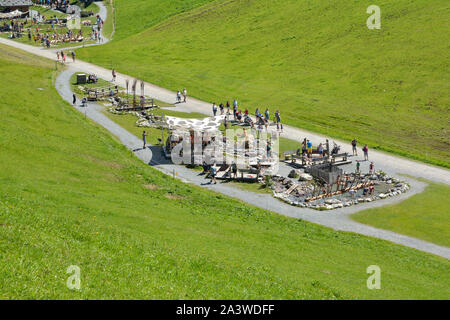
[
  {"left": 351, "top": 138, "right": 369, "bottom": 160},
  {"left": 56, "top": 50, "right": 75, "bottom": 63},
  {"left": 211, "top": 101, "right": 284, "bottom": 133},
  {"left": 32, "top": 28, "right": 84, "bottom": 47},
  {"left": 176, "top": 89, "right": 188, "bottom": 103}
]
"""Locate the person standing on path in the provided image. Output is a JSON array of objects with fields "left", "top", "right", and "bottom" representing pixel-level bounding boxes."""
[
  {"left": 142, "top": 131, "right": 148, "bottom": 149},
  {"left": 210, "top": 164, "right": 217, "bottom": 184},
  {"left": 212, "top": 103, "right": 218, "bottom": 116},
  {"left": 275, "top": 110, "right": 281, "bottom": 131},
  {"left": 363, "top": 144, "right": 369, "bottom": 161},
  {"left": 182, "top": 88, "right": 187, "bottom": 103},
  {"left": 112, "top": 69, "right": 116, "bottom": 82},
  {"left": 61, "top": 51, "right": 66, "bottom": 64},
  {"left": 356, "top": 161, "right": 361, "bottom": 173},
  {"left": 71, "top": 51, "right": 75, "bottom": 63},
  {"left": 265, "top": 108, "right": 270, "bottom": 122},
  {"left": 351, "top": 138, "right": 358, "bottom": 156},
  {"left": 56, "top": 51, "right": 60, "bottom": 62},
  {"left": 72, "top": 93, "right": 76, "bottom": 105}
]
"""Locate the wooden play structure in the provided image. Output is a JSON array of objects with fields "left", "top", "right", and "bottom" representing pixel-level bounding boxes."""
[
  {"left": 114, "top": 79, "right": 156, "bottom": 111},
  {"left": 86, "top": 84, "right": 119, "bottom": 101}
]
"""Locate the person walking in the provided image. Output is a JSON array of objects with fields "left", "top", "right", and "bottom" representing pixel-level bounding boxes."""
[
  {"left": 231, "top": 161, "right": 238, "bottom": 179},
  {"left": 363, "top": 144, "right": 369, "bottom": 160},
  {"left": 351, "top": 138, "right": 358, "bottom": 156},
  {"left": 112, "top": 69, "right": 116, "bottom": 82},
  {"left": 71, "top": 51, "right": 75, "bottom": 63},
  {"left": 56, "top": 51, "right": 60, "bottom": 61},
  {"left": 142, "top": 131, "right": 148, "bottom": 149},
  {"left": 182, "top": 88, "right": 187, "bottom": 103},
  {"left": 369, "top": 162, "right": 374, "bottom": 174},
  {"left": 356, "top": 161, "right": 361, "bottom": 173},
  {"left": 275, "top": 110, "right": 281, "bottom": 131},
  {"left": 265, "top": 108, "right": 270, "bottom": 122},
  {"left": 176, "top": 90, "right": 182, "bottom": 103},
  {"left": 72, "top": 93, "right": 76, "bottom": 105},
  {"left": 61, "top": 51, "right": 66, "bottom": 63},
  {"left": 210, "top": 164, "right": 217, "bottom": 184},
  {"left": 212, "top": 103, "right": 218, "bottom": 116}
]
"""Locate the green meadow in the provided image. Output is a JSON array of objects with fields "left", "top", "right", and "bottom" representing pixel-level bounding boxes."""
[
  {"left": 77, "top": 0, "right": 450, "bottom": 168},
  {"left": 353, "top": 180, "right": 450, "bottom": 247},
  {"left": 1, "top": 45, "right": 449, "bottom": 299}
]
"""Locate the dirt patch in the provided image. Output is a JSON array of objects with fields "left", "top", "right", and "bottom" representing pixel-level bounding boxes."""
[
  {"left": 85, "top": 155, "right": 122, "bottom": 169},
  {"left": 144, "top": 184, "right": 158, "bottom": 190},
  {"left": 165, "top": 194, "right": 187, "bottom": 201}
]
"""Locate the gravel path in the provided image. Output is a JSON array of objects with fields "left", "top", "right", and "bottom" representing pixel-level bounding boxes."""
[
  {"left": 1, "top": 5, "right": 448, "bottom": 258},
  {"left": 53, "top": 69, "right": 450, "bottom": 259},
  {"left": 2, "top": 34, "right": 447, "bottom": 185}
]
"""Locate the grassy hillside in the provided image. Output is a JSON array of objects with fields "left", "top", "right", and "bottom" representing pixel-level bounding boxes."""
[
  {"left": 77, "top": 0, "right": 450, "bottom": 168},
  {"left": 111, "top": 0, "right": 215, "bottom": 41},
  {"left": 1, "top": 45, "right": 449, "bottom": 299},
  {"left": 353, "top": 180, "right": 450, "bottom": 247}
]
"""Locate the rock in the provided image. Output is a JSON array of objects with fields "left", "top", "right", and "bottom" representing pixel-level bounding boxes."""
[
  {"left": 325, "top": 198, "right": 341, "bottom": 205},
  {"left": 288, "top": 170, "right": 299, "bottom": 178},
  {"left": 299, "top": 173, "right": 313, "bottom": 181},
  {"left": 282, "top": 178, "right": 291, "bottom": 185},
  {"left": 379, "top": 193, "right": 387, "bottom": 199},
  {"left": 386, "top": 179, "right": 392, "bottom": 184}
]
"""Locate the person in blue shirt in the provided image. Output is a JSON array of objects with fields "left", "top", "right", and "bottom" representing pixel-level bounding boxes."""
[{"left": 307, "top": 140, "right": 313, "bottom": 157}]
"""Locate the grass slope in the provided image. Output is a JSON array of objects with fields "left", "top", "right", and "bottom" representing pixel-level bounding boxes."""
[
  {"left": 0, "top": 45, "right": 449, "bottom": 299},
  {"left": 110, "top": 0, "right": 216, "bottom": 41},
  {"left": 353, "top": 179, "right": 450, "bottom": 247},
  {"left": 77, "top": 0, "right": 450, "bottom": 168}
]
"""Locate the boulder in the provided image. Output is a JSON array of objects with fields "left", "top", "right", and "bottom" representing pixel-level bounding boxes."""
[
  {"left": 288, "top": 170, "right": 299, "bottom": 178},
  {"left": 325, "top": 198, "right": 341, "bottom": 205},
  {"left": 299, "top": 173, "right": 313, "bottom": 181}
]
